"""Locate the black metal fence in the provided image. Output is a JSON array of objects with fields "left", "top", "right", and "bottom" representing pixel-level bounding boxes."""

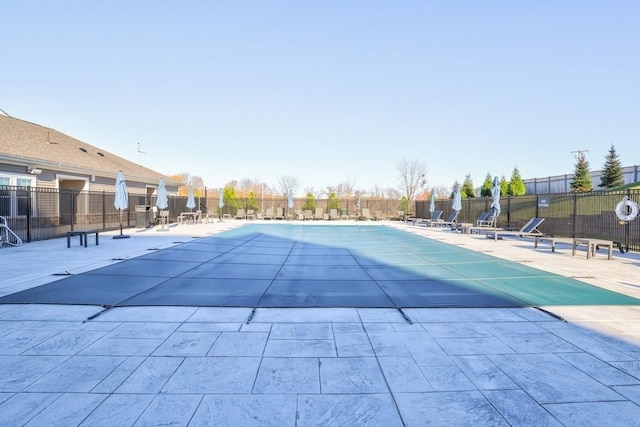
[
  {"left": 0, "top": 186, "right": 407, "bottom": 243},
  {"left": 213, "top": 195, "right": 405, "bottom": 220},
  {"left": 416, "top": 189, "right": 640, "bottom": 252},
  {"left": 2, "top": 185, "right": 639, "bottom": 253}
]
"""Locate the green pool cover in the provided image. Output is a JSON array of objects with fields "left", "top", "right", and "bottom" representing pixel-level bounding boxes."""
[{"left": 1, "top": 224, "right": 638, "bottom": 308}]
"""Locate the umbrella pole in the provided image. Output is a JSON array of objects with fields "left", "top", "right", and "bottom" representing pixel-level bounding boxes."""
[
  {"left": 113, "top": 209, "right": 130, "bottom": 239},
  {"left": 156, "top": 212, "right": 169, "bottom": 232}
]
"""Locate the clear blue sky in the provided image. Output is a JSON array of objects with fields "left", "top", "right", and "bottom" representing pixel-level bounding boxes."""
[{"left": 3, "top": 1, "right": 638, "bottom": 195}]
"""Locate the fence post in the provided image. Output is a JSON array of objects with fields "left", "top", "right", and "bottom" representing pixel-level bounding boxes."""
[
  {"left": 102, "top": 191, "right": 106, "bottom": 230},
  {"left": 70, "top": 190, "right": 75, "bottom": 232},
  {"left": 572, "top": 193, "right": 577, "bottom": 238},
  {"left": 26, "top": 187, "right": 32, "bottom": 242}
]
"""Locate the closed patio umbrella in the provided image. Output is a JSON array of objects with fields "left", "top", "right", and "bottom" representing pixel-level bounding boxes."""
[
  {"left": 113, "top": 170, "right": 130, "bottom": 239},
  {"left": 288, "top": 190, "right": 293, "bottom": 219},
  {"left": 186, "top": 184, "right": 196, "bottom": 211},
  {"left": 429, "top": 189, "right": 436, "bottom": 215},
  {"left": 156, "top": 178, "right": 169, "bottom": 231},
  {"left": 452, "top": 184, "right": 462, "bottom": 213},
  {"left": 355, "top": 191, "right": 361, "bottom": 215},
  {"left": 490, "top": 176, "right": 501, "bottom": 219}
]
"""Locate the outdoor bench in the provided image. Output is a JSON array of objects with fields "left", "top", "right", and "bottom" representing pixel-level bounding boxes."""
[
  {"left": 66, "top": 230, "right": 99, "bottom": 248},
  {"left": 534, "top": 236, "right": 573, "bottom": 252},
  {"left": 572, "top": 238, "right": 614, "bottom": 260}
]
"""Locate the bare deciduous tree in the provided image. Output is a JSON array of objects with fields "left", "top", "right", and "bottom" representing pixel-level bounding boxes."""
[
  {"left": 278, "top": 175, "right": 299, "bottom": 196},
  {"left": 371, "top": 184, "right": 386, "bottom": 198},
  {"left": 385, "top": 187, "right": 403, "bottom": 199},
  {"left": 237, "top": 178, "right": 261, "bottom": 195},
  {"left": 431, "top": 185, "right": 451, "bottom": 199},
  {"left": 396, "top": 158, "right": 426, "bottom": 201},
  {"left": 224, "top": 179, "right": 239, "bottom": 189},
  {"left": 333, "top": 177, "right": 356, "bottom": 197},
  {"left": 173, "top": 172, "right": 205, "bottom": 196}
]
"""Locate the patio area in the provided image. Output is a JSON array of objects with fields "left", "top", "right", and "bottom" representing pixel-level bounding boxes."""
[{"left": 1, "top": 221, "right": 640, "bottom": 426}]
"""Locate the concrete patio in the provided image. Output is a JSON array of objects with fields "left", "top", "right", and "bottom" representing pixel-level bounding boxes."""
[{"left": 1, "top": 220, "right": 639, "bottom": 426}]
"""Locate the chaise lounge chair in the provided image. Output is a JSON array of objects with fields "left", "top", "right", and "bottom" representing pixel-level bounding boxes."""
[
  {"left": 235, "top": 208, "right": 246, "bottom": 220},
  {"left": 434, "top": 211, "right": 458, "bottom": 229},
  {"left": 275, "top": 207, "right": 285, "bottom": 220},
  {"left": 466, "top": 212, "right": 497, "bottom": 234},
  {"left": 360, "top": 208, "right": 373, "bottom": 220},
  {"left": 474, "top": 211, "right": 490, "bottom": 226},
  {"left": 263, "top": 207, "right": 274, "bottom": 220},
  {"left": 407, "top": 210, "right": 442, "bottom": 226},
  {"left": 374, "top": 210, "right": 386, "bottom": 221},
  {"left": 329, "top": 208, "right": 340, "bottom": 220},
  {"left": 423, "top": 210, "right": 444, "bottom": 226},
  {"left": 486, "top": 217, "right": 546, "bottom": 241}
]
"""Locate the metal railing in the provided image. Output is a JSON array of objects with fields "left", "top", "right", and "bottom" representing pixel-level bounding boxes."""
[
  {"left": 0, "top": 186, "right": 408, "bottom": 243},
  {"left": 2, "top": 185, "right": 638, "bottom": 252}
]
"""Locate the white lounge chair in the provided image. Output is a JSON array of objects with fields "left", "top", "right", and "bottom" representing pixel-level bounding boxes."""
[
  {"left": 360, "top": 208, "right": 373, "bottom": 220},
  {"left": 263, "top": 207, "right": 274, "bottom": 220}
]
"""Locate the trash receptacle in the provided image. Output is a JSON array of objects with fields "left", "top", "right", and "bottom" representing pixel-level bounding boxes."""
[{"left": 135, "top": 205, "right": 151, "bottom": 228}]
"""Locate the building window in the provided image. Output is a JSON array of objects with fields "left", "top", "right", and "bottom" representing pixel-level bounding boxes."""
[
  {"left": 0, "top": 175, "right": 36, "bottom": 217},
  {"left": 0, "top": 177, "right": 9, "bottom": 217},
  {"left": 16, "top": 178, "right": 32, "bottom": 216}
]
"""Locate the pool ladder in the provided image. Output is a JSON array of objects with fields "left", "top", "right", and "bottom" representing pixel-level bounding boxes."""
[{"left": 0, "top": 216, "right": 22, "bottom": 247}]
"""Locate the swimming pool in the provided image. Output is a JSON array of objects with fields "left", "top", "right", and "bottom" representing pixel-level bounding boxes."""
[{"left": 2, "top": 224, "right": 638, "bottom": 308}]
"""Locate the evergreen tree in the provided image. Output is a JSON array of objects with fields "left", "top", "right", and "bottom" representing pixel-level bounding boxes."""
[
  {"left": 507, "top": 167, "right": 526, "bottom": 196},
  {"left": 461, "top": 175, "right": 476, "bottom": 198},
  {"left": 499, "top": 176, "right": 509, "bottom": 196},
  {"left": 246, "top": 191, "right": 259, "bottom": 211},
  {"left": 398, "top": 196, "right": 410, "bottom": 214},
  {"left": 223, "top": 187, "right": 239, "bottom": 213},
  {"left": 480, "top": 173, "right": 493, "bottom": 197},
  {"left": 301, "top": 192, "right": 317, "bottom": 211},
  {"left": 570, "top": 153, "right": 593, "bottom": 192},
  {"left": 599, "top": 144, "right": 624, "bottom": 188},
  {"left": 327, "top": 192, "right": 340, "bottom": 210}
]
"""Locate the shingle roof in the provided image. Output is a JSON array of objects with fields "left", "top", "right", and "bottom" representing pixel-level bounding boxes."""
[{"left": 0, "top": 114, "right": 180, "bottom": 185}]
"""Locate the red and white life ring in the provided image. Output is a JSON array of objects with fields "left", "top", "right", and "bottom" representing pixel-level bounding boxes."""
[{"left": 615, "top": 197, "right": 639, "bottom": 222}]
